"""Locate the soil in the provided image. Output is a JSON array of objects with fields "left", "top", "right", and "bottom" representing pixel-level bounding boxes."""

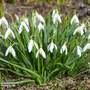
[
  {"left": 1, "top": 71, "right": 90, "bottom": 90},
  {"left": 2, "top": 76, "right": 90, "bottom": 90},
  {"left": 3, "top": 0, "right": 90, "bottom": 18}
]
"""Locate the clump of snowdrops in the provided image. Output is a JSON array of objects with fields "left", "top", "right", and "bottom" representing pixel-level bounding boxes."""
[{"left": 0, "top": 9, "right": 90, "bottom": 84}]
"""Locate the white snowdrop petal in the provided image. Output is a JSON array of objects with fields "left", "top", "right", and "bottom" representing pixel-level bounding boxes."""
[
  {"left": 47, "top": 44, "right": 50, "bottom": 51},
  {"left": 40, "top": 48, "right": 46, "bottom": 59},
  {"left": 36, "top": 13, "right": 45, "bottom": 24},
  {"left": 60, "top": 43, "right": 67, "bottom": 55},
  {"left": 28, "top": 40, "right": 34, "bottom": 53},
  {"left": 52, "top": 9, "right": 62, "bottom": 25},
  {"left": 60, "top": 49, "right": 63, "bottom": 54},
  {"left": 22, "top": 22, "right": 29, "bottom": 32},
  {"left": 71, "top": 14, "right": 79, "bottom": 25},
  {"left": 47, "top": 41, "right": 57, "bottom": 53},
  {"left": 49, "top": 42, "right": 54, "bottom": 53},
  {"left": 5, "top": 28, "right": 15, "bottom": 39},
  {"left": 77, "top": 46, "right": 83, "bottom": 57},
  {"left": 5, "top": 47, "right": 9, "bottom": 56},
  {"left": 83, "top": 43, "right": 90, "bottom": 52},
  {"left": 5, "top": 46, "right": 16, "bottom": 58},
  {"left": 36, "top": 48, "right": 46, "bottom": 59},
  {"left": 10, "top": 47, "right": 16, "bottom": 57},
  {"left": 1, "top": 16, "right": 8, "bottom": 27},
  {"left": 28, "top": 39, "right": 38, "bottom": 53},
  {"left": 73, "top": 23, "right": 87, "bottom": 36},
  {"left": 24, "top": 18, "right": 29, "bottom": 27},
  {"left": 19, "top": 24, "right": 23, "bottom": 34},
  {"left": 38, "top": 23, "right": 44, "bottom": 31},
  {"left": 58, "top": 15, "right": 62, "bottom": 23},
  {"left": 88, "top": 34, "right": 90, "bottom": 40},
  {"left": 19, "top": 22, "right": 30, "bottom": 34}
]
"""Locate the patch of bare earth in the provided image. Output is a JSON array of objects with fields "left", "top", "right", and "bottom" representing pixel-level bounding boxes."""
[{"left": 1, "top": 72, "right": 90, "bottom": 90}]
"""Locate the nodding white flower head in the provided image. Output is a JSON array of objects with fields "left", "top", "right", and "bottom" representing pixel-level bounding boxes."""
[
  {"left": 52, "top": 9, "right": 62, "bottom": 25},
  {"left": 36, "top": 48, "right": 46, "bottom": 59},
  {"left": 73, "top": 23, "right": 87, "bottom": 36},
  {"left": 0, "top": 16, "right": 8, "bottom": 28},
  {"left": 88, "top": 62, "right": 90, "bottom": 66},
  {"left": 5, "top": 45, "right": 16, "bottom": 58},
  {"left": 24, "top": 17, "right": 29, "bottom": 27},
  {"left": 77, "top": 46, "right": 83, "bottom": 57},
  {"left": 83, "top": 43, "right": 90, "bottom": 52},
  {"left": 28, "top": 39, "right": 38, "bottom": 53},
  {"left": 71, "top": 14, "right": 79, "bottom": 25},
  {"left": 35, "top": 12, "right": 45, "bottom": 24},
  {"left": 5, "top": 28, "right": 15, "bottom": 39},
  {"left": 19, "top": 21, "right": 30, "bottom": 34},
  {"left": 32, "top": 11, "right": 45, "bottom": 29},
  {"left": 47, "top": 41, "right": 57, "bottom": 53},
  {"left": 88, "top": 34, "right": 90, "bottom": 40},
  {"left": 38, "top": 23, "right": 44, "bottom": 31},
  {"left": 60, "top": 42, "right": 68, "bottom": 55}
]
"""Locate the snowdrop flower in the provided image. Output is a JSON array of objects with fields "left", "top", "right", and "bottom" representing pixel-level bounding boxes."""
[
  {"left": 70, "top": 14, "right": 79, "bottom": 25},
  {"left": 88, "top": 62, "right": 90, "bottom": 67},
  {"left": 83, "top": 43, "right": 90, "bottom": 52},
  {"left": 5, "top": 28, "right": 15, "bottom": 39},
  {"left": 36, "top": 48, "right": 46, "bottom": 59},
  {"left": 73, "top": 23, "right": 87, "bottom": 35},
  {"left": 24, "top": 17, "right": 29, "bottom": 27},
  {"left": 28, "top": 39, "right": 38, "bottom": 53},
  {"left": 60, "top": 42, "right": 68, "bottom": 55},
  {"left": 32, "top": 11, "right": 45, "bottom": 29},
  {"left": 0, "top": 16, "right": 8, "bottom": 28},
  {"left": 47, "top": 41, "right": 57, "bottom": 53},
  {"left": 88, "top": 34, "right": 90, "bottom": 40},
  {"left": 38, "top": 23, "right": 44, "bottom": 31},
  {"left": 35, "top": 12, "right": 45, "bottom": 24},
  {"left": 77, "top": 46, "right": 83, "bottom": 57},
  {"left": 52, "top": 9, "right": 62, "bottom": 25},
  {"left": 5, "top": 45, "right": 16, "bottom": 58},
  {"left": 19, "top": 21, "right": 29, "bottom": 34}
]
